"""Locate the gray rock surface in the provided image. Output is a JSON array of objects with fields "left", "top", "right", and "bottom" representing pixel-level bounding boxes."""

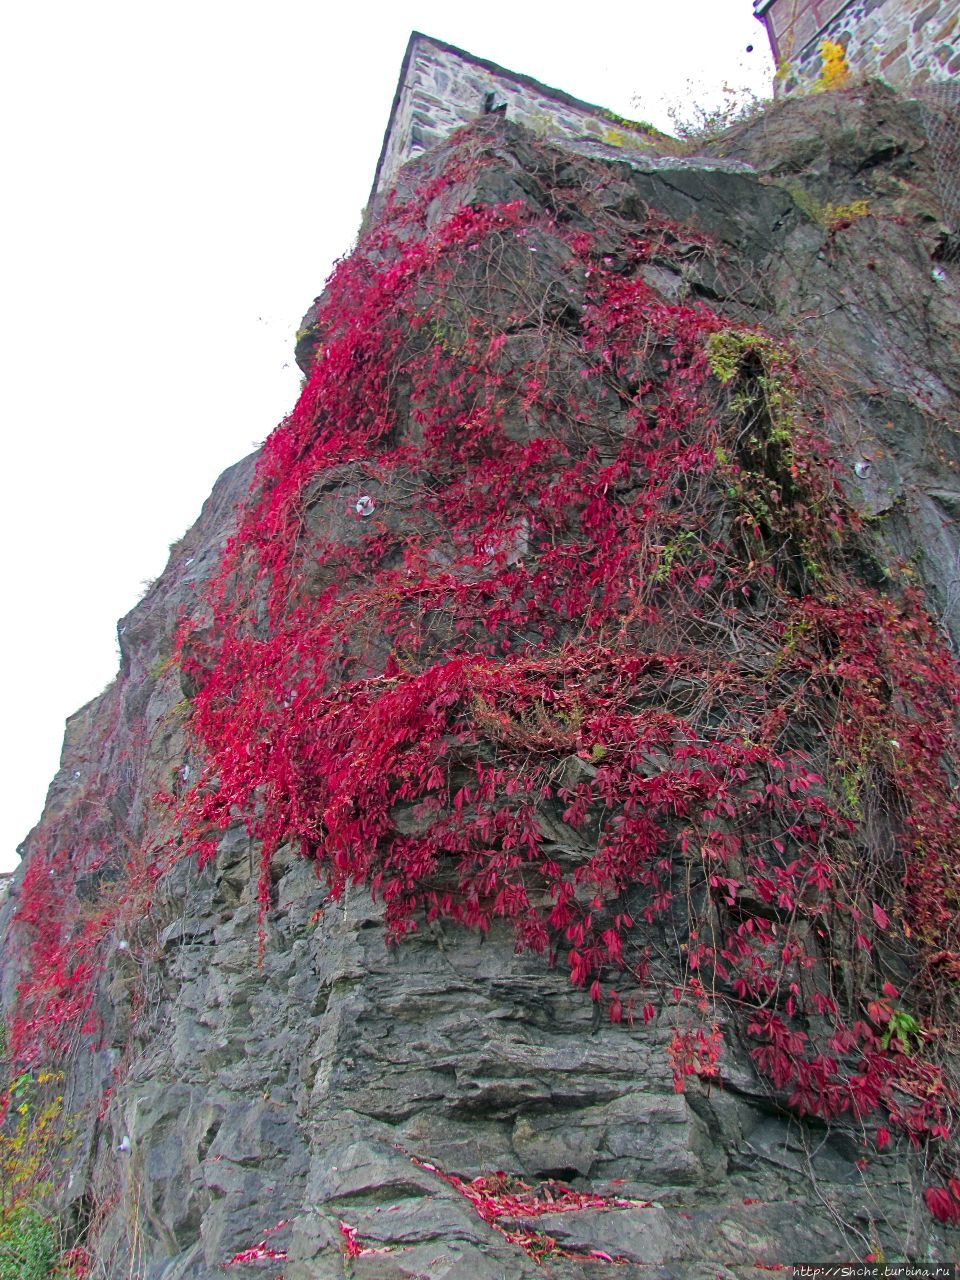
[{"left": 4, "top": 80, "right": 959, "bottom": 1277}]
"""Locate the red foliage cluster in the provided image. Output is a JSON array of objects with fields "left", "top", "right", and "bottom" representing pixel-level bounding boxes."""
[
  {"left": 2, "top": 116, "right": 948, "bottom": 1233},
  {"left": 168, "top": 122, "right": 960, "bottom": 1185},
  {"left": 56, "top": 1247, "right": 93, "bottom": 1279},
  {"left": 411, "top": 1156, "right": 644, "bottom": 1263},
  {"left": 336, "top": 1219, "right": 392, "bottom": 1261},
  {"left": 926, "top": 1179, "right": 960, "bottom": 1225},
  {"left": 225, "top": 1218, "right": 289, "bottom": 1266},
  {"left": 9, "top": 807, "right": 172, "bottom": 1069},
  {"left": 8, "top": 847, "right": 100, "bottom": 1066}
]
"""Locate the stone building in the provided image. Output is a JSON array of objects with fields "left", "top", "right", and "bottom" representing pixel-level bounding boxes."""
[
  {"left": 371, "top": 32, "right": 667, "bottom": 200},
  {"left": 753, "top": 0, "right": 959, "bottom": 91}
]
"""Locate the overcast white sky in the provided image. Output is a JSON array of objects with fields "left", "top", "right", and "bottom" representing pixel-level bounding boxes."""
[{"left": 1, "top": 1, "right": 774, "bottom": 872}]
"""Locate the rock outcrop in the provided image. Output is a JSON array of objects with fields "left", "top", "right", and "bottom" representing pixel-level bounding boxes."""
[{"left": 3, "top": 79, "right": 959, "bottom": 1279}]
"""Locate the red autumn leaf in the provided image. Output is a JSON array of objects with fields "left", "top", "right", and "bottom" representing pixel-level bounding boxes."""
[{"left": 925, "top": 1186, "right": 960, "bottom": 1224}]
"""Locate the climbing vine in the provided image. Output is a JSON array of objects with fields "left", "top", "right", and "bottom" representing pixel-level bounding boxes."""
[
  {"left": 11, "top": 116, "right": 959, "bottom": 1225},
  {"left": 169, "top": 121, "right": 960, "bottom": 1211}
]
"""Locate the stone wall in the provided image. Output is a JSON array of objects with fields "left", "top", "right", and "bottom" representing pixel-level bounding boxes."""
[
  {"left": 757, "top": 0, "right": 849, "bottom": 65},
  {"left": 764, "top": 0, "right": 959, "bottom": 92},
  {"left": 371, "top": 33, "right": 661, "bottom": 199}
]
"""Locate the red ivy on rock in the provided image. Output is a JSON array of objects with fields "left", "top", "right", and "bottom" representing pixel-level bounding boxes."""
[
  {"left": 411, "top": 1156, "right": 645, "bottom": 1263},
  {"left": 156, "top": 121, "right": 960, "bottom": 1199}
]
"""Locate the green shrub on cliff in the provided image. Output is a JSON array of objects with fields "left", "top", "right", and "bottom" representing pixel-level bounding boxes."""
[{"left": 0, "top": 1203, "right": 57, "bottom": 1280}]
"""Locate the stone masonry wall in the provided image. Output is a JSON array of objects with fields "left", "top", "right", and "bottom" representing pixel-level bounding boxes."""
[
  {"left": 372, "top": 34, "right": 661, "bottom": 198},
  {"left": 773, "top": 0, "right": 959, "bottom": 92},
  {"left": 760, "top": 0, "right": 849, "bottom": 64}
]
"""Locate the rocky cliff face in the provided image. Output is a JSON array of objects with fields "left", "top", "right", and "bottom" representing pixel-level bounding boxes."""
[{"left": 4, "top": 81, "right": 960, "bottom": 1279}]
